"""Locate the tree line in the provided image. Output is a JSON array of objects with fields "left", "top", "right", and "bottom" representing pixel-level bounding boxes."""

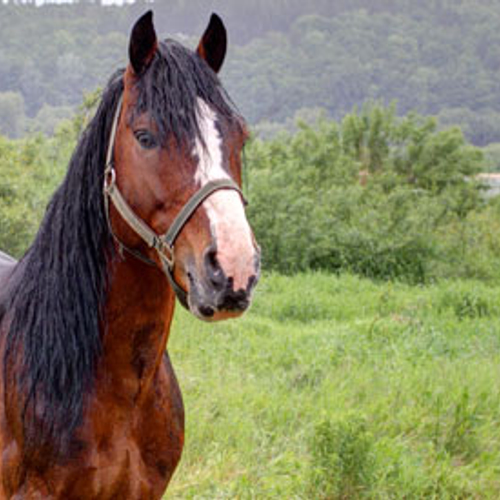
[{"left": 1, "top": 0, "right": 500, "bottom": 147}]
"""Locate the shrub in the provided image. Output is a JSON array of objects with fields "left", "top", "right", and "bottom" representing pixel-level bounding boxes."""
[{"left": 246, "top": 104, "right": 495, "bottom": 282}]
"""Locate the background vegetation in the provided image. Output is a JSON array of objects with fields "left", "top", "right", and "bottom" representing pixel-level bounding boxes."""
[
  {"left": 246, "top": 104, "right": 500, "bottom": 283},
  {"left": 1, "top": 100, "right": 499, "bottom": 283},
  {"left": 2, "top": 0, "right": 500, "bottom": 149}
]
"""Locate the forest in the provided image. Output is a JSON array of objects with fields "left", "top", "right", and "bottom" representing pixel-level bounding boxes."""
[{"left": 1, "top": 0, "right": 500, "bottom": 148}]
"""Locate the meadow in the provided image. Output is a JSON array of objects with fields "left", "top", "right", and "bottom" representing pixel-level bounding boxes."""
[{"left": 167, "top": 273, "right": 500, "bottom": 499}]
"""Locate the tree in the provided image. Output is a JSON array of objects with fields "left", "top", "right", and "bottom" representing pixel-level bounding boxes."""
[{"left": 0, "top": 92, "right": 25, "bottom": 138}]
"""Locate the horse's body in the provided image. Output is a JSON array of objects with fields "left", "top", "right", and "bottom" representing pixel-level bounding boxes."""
[{"left": 0, "top": 12, "right": 259, "bottom": 498}]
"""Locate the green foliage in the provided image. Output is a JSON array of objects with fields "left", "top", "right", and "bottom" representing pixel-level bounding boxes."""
[
  {"left": 225, "top": 3, "right": 500, "bottom": 146},
  {"left": 0, "top": 92, "right": 25, "bottom": 138},
  {"left": 246, "top": 104, "right": 495, "bottom": 282},
  {"left": 481, "top": 142, "right": 500, "bottom": 172},
  {"left": 0, "top": 125, "right": 74, "bottom": 257},
  {"left": 28, "top": 104, "right": 74, "bottom": 136},
  {"left": 0, "top": 87, "right": 102, "bottom": 257}
]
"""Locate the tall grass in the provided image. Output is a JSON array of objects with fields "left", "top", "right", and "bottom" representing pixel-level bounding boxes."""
[{"left": 166, "top": 273, "right": 500, "bottom": 498}]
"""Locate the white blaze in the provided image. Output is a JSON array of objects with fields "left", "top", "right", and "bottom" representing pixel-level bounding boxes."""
[{"left": 194, "top": 99, "right": 255, "bottom": 291}]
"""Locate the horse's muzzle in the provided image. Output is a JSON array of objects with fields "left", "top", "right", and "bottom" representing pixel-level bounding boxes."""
[{"left": 187, "top": 247, "right": 260, "bottom": 321}]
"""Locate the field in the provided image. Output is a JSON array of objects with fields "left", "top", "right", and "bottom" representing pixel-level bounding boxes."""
[{"left": 166, "top": 273, "right": 500, "bottom": 499}]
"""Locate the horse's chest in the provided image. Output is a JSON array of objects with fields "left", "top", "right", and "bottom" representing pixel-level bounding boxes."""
[
  {"left": 73, "top": 373, "right": 185, "bottom": 498},
  {"left": 1, "top": 362, "right": 185, "bottom": 499},
  {"left": 2, "top": 408, "right": 183, "bottom": 500},
  {"left": 61, "top": 430, "right": 179, "bottom": 499}
]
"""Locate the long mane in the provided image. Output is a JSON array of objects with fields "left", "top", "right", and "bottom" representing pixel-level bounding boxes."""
[
  {"left": 2, "top": 39, "right": 240, "bottom": 460},
  {"left": 3, "top": 73, "right": 123, "bottom": 458}
]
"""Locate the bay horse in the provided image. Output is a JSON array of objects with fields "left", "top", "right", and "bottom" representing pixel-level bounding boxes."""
[{"left": 0, "top": 11, "right": 260, "bottom": 498}]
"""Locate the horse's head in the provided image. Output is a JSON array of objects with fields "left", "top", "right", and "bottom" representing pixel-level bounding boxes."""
[{"left": 106, "top": 12, "right": 260, "bottom": 321}]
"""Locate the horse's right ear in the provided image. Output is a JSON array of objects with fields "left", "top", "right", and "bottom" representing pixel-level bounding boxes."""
[{"left": 129, "top": 11, "right": 158, "bottom": 76}]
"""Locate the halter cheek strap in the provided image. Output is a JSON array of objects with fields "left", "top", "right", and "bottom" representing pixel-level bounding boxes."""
[{"left": 103, "top": 95, "right": 246, "bottom": 308}]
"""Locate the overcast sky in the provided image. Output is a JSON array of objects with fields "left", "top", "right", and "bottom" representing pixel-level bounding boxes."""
[{"left": 27, "top": 0, "right": 129, "bottom": 5}]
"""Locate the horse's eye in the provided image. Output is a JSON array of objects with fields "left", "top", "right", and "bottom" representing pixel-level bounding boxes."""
[{"left": 134, "top": 129, "right": 158, "bottom": 150}]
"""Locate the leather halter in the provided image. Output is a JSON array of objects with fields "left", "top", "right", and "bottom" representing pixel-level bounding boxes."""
[{"left": 103, "top": 95, "right": 245, "bottom": 307}]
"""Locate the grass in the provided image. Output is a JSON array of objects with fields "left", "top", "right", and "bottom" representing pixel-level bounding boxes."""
[{"left": 166, "top": 273, "right": 500, "bottom": 499}]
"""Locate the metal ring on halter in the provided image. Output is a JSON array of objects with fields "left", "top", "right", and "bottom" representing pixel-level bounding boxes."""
[
  {"left": 103, "top": 166, "right": 116, "bottom": 194},
  {"left": 152, "top": 238, "right": 174, "bottom": 268}
]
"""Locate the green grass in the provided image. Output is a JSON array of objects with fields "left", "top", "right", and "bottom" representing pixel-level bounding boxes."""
[{"left": 166, "top": 273, "right": 500, "bottom": 499}]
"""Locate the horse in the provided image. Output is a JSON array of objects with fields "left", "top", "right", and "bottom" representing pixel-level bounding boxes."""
[{"left": 0, "top": 11, "right": 260, "bottom": 498}]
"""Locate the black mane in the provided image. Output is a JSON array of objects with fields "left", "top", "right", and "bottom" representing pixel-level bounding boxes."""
[
  {"left": 2, "top": 39, "right": 240, "bottom": 459},
  {"left": 3, "top": 72, "right": 122, "bottom": 458}
]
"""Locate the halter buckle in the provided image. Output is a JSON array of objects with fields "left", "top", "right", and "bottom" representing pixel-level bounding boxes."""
[{"left": 154, "top": 238, "right": 174, "bottom": 269}]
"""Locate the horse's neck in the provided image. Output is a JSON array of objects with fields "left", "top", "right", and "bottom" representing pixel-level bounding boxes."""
[{"left": 101, "top": 256, "right": 176, "bottom": 401}]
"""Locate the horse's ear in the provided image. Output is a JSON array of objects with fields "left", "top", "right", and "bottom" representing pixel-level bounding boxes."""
[
  {"left": 197, "top": 13, "right": 227, "bottom": 74},
  {"left": 129, "top": 11, "right": 158, "bottom": 76}
]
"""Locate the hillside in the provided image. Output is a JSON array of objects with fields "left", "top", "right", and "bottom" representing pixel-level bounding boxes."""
[{"left": 1, "top": 0, "right": 500, "bottom": 145}]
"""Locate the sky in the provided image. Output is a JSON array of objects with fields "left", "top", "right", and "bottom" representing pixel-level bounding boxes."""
[{"left": 7, "top": 0, "right": 131, "bottom": 5}]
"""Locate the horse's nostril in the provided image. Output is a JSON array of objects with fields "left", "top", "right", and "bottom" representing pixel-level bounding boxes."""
[
  {"left": 204, "top": 247, "right": 225, "bottom": 289},
  {"left": 207, "top": 248, "right": 218, "bottom": 269},
  {"left": 199, "top": 305, "right": 214, "bottom": 318},
  {"left": 246, "top": 275, "right": 258, "bottom": 293},
  {"left": 216, "top": 288, "right": 249, "bottom": 312}
]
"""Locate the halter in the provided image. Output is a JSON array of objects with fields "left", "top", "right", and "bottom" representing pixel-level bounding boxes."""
[{"left": 103, "top": 95, "right": 245, "bottom": 307}]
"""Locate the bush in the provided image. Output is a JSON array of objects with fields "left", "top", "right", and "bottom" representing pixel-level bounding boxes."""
[
  {"left": 0, "top": 129, "right": 72, "bottom": 257},
  {"left": 246, "top": 104, "right": 496, "bottom": 282},
  {"left": 0, "top": 97, "right": 89, "bottom": 257}
]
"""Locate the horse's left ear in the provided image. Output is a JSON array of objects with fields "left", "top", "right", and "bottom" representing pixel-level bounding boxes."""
[
  {"left": 129, "top": 11, "right": 158, "bottom": 76},
  {"left": 197, "top": 13, "right": 227, "bottom": 74}
]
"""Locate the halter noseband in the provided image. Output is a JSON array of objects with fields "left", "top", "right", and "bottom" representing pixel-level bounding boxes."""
[{"left": 103, "top": 95, "right": 245, "bottom": 308}]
